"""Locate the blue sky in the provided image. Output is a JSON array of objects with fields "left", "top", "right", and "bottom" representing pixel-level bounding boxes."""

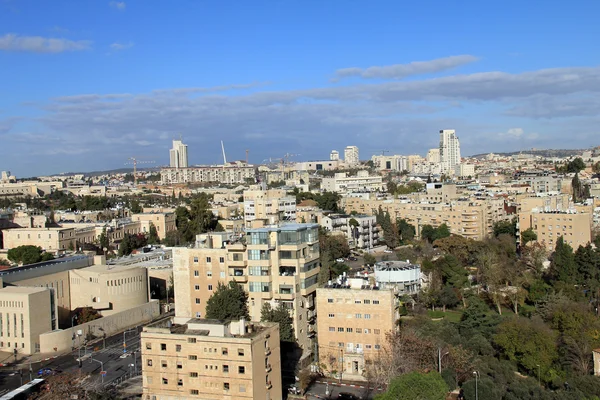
[{"left": 1, "top": 0, "right": 600, "bottom": 176}]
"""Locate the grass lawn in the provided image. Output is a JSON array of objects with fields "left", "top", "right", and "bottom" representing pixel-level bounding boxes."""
[{"left": 427, "top": 310, "right": 464, "bottom": 323}]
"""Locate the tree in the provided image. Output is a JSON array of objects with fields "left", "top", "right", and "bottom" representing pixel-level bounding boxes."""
[
  {"left": 130, "top": 198, "right": 142, "bottom": 214},
  {"left": 260, "top": 303, "right": 295, "bottom": 342},
  {"left": 118, "top": 234, "right": 133, "bottom": 256},
  {"left": 493, "top": 316, "right": 558, "bottom": 381},
  {"left": 493, "top": 219, "right": 517, "bottom": 237},
  {"left": 397, "top": 219, "right": 415, "bottom": 244},
  {"left": 375, "top": 371, "right": 449, "bottom": 400},
  {"left": 99, "top": 226, "right": 109, "bottom": 251},
  {"left": 74, "top": 307, "right": 101, "bottom": 324},
  {"left": 520, "top": 228, "right": 537, "bottom": 246},
  {"left": 7, "top": 245, "right": 46, "bottom": 265},
  {"left": 548, "top": 236, "right": 578, "bottom": 284},
  {"left": 148, "top": 223, "right": 160, "bottom": 244},
  {"left": 363, "top": 253, "right": 377, "bottom": 266},
  {"left": 205, "top": 282, "right": 250, "bottom": 320}
]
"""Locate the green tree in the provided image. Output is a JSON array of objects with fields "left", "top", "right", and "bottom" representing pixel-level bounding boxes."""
[
  {"left": 363, "top": 253, "right": 377, "bottom": 266},
  {"left": 493, "top": 316, "right": 558, "bottom": 381},
  {"left": 375, "top": 371, "right": 449, "bottom": 400},
  {"left": 493, "top": 219, "right": 517, "bottom": 237},
  {"left": 118, "top": 234, "right": 133, "bottom": 256},
  {"left": 99, "top": 227, "right": 110, "bottom": 251},
  {"left": 548, "top": 236, "right": 578, "bottom": 284},
  {"left": 520, "top": 228, "right": 537, "bottom": 246},
  {"left": 7, "top": 245, "right": 45, "bottom": 265},
  {"left": 260, "top": 303, "right": 295, "bottom": 342},
  {"left": 205, "top": 282, "right": 250, "bottom": 320},
  {"left": 148, "top": 223, "right": 160, "bottom": 244},
  {"left": 130, "top": 198, "right": 142, "bottom": 214},
  {"left": 397, "top": 218, "right": 415, "bottom": 244}
]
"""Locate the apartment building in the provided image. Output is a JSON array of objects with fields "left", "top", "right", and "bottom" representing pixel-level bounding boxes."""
[
  {"left": 439, "top": 129, "right": 461, "bottom": 174},
  {"left": 160, "top": 163, "right": 255, "bottom": 185},
  {"left": 132, "top": 212, "right": 177, "bottom": 240},
  {"left": 321, "top": 171, "right": 384, "bottom": 193},
  {"left": 455, "top": 163, "right": 475, "bottom": 178},
  {"left": 344, "top": 146, "right": 360, "bottom": 165},
  {"left": 173, "top": 224, "right": 320, "bottom": 359},
  {"left": 518, "top": 209, "right": 592, "bottom": 251},
  {"left": 343, "top": 196, "right": 510, "bottom": 240},
  {"left": 370, "top": 155, "right": 408, "bottom": 172},
  {"left": 169, "top": 139, "right": 189, "bottom": 169},
  {"left": 321, "top": 214, "right": 379, "bottom": 250},
  {"left": 243, "top": 189, "right": 296, "bottom": 228},
  {"left": 0, "top": 286, "right": 57, "bottom": 354},
  {"left": 69, "top": 264, "right": 149, "bottom": 316},
  {"left": 316, "top": 281, "right": 397, "bottom": 381},
  {"left": 141, "top": 318, "right": 281, "bottom": 400}
]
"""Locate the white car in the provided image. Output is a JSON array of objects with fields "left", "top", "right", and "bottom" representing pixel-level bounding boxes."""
[
  {"left": 384, "top": 249, "right": 393, "bottom": 253},
  {"left": 335, "top": 258, "right": 345, "bottom": 263}
]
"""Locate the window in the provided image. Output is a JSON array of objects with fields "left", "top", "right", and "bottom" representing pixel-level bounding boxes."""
[
  {"left": 195, "top": 298, "right": 200, "bottom": 304},
  {"left": 329, "top": 327, "right": 335, "bottom": 332},
  {"left": 207, "top": 271, "right": 212, "bottom": 277},
  {"left": 238, "top": 366, "right": 245, "bottom": 374},
  {"left": 224, "top": 382, "right": 230, "bottom": 390},
  {"left": 194, "top": 285, "right": 200, "bottom": 290},
  {"left": 328, "top": 298, "right": 334, "bottom": 303},
  {"left": 374, "top": 329, "right": 380, "bottom": 334},
  {"left": 147, "top": 359, "right": 153, "bottom": 366},
  {"left": 146, "top": 343, "right": 152, "bottom": 350},
  {"left": 338, "top": 327, "right": 344, "bottom": 332},
  {"left": 188, "top": 338, "right": 197, "bottom": 344},
  {"left": 219, "top": 257, "right": 225, "bottom": 263},
  {"left": 355, "top": 300, "right": 361, "bottom": 304},
  {"left": 189, "top": 355, "right": 198, "bottom": 360},
  {"left": 162, "top": 360, "right": 167, "bottom": 368},
  {"left": 190, "top": 372, "right": 198, "bottom": 377},
  {"left": 162, "top": 378, "right": 168, "bottom": 385},
  {"left": 238, "top": 348, "right": 245, "bottom": 356},
  {"left": 365, "top": 344, "right": 372, "bottom": 349},
  {"left": 147, "top": 376, "right": 153, "bottom": 384},
  {"left": 355, "top": 313, "right": 361, "bottom": 318},
  {"left": 208, "top": 285, "right": 213, "bottom": 291},
  {"left": 193, "top": 257, "right": 198, "bottom": 263},
  {"left": 176, "top": 345, "right": 182, "bottom": 352},
  {"left": 194, "top": 270, "right": 199, "bottom": 277},
  {"left": 190, "top": 389, "right": 199, "bottom": 395},
  {"left": 222, "top": 347, "right": 228, "bottom": 355},
  {"left": 178, "top": 379, "right": 183, "bottom": 386},
  {"left": 356, "top": 328, "right": 362, "bottom": 333},
  {"left": 223, "top": 364, "right": 229, "bottom": 373},
  {"left": 161, "top": 343, "right": 167, "bottom": 350},
  {"left": 328, "top": 313, "right": 335, "bottom": 318},
  {"left": 206, "top": 257, "right": 212, "bottom": 263},
  {"left": 375, "top": 344, "right": 381, "bottom": 350},
  {"left": 240, "top": 384, "right": 246, "bottom": 392},
  {"left": 364, "top": 314, "right": 371, "bottom": 319},
  {"left": 373, "top": 300, "right": 380, "bottom": 304},
  {"left": 364, "top": 329, "right": 370, "bottom": 334},
  {"left": 364, "top": 300, "right": 371, "bottom": 304},
  {"left": 346, "top": 328, "right": 353, "bottom": 333}
]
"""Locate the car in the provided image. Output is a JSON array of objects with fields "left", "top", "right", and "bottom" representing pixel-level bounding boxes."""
[
  {"left": 38, "top": 368, "right": 60, "bottom": 376},
  {"left": 338, "top": 393, "right": 361, "bottom": 400},
  {"left": 384, "top": 249, "right": 393, "bottom": 253},
  {"left": 335, "top": 258, "right": 345, "bottom": 263},
  {"left": 348, "top": 256, "right": 358, "bottom": 261}
]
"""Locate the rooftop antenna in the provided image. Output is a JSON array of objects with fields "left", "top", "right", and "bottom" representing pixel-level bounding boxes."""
[{"left": 221, "top": 141, "right": 227, "bottom": 164}]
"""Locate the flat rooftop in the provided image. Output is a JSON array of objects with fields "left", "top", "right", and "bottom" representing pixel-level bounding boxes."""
[
  {"left": 0, "top": 286, "right": 49, "bottom": 294},
  {"left": 145, "top": 318, "right": 271, "bottom": 339},
  {"left": 247, "top": 223, "right": 319, "bottom": 233},
  {"left": 78, "top": 263, "right": 143, "bottom": 274}
]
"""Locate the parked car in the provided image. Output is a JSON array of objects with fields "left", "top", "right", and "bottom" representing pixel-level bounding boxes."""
[
  {"left": 348, "top": 256, "right": 358, "bottom": 261},
  {"left": 384, "top": 249, "right": 393, "bottom": 253},
  {"left": 38, "top": 368, "right": 60, "bottom": 376},
  {"left": 338, "top": 393, "right": 361, "bottom": 400},
  {"left": 335, "top": 258, "right": 345, "bottom": 263}
]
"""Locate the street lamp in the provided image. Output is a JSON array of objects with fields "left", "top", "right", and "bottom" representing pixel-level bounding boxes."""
[
  {"left": 473, "top": 371, "right": 480, "bottom": 400},
  {"left": 536, "top": 364, "right": 541, "bottom": 386},
  {"left": 90, "top": 358, "right": 104, "bottom": 383},
  {"left": 438, "top": 348, "right": 450, "bottom": 373}
]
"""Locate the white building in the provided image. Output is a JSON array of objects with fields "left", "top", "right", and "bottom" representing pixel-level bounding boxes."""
[
  {"left": 321, "top": 214, "right": 379, "bottom": 250},
  {"left": 371, "top": 155, "right": 408, "bottom": 172},
  {"left": 374, "top": 261, "right": 421, "bottom": 294},
  {"left": 455, "top": 163, "right": 475, "bottom": 178},
  {"left": 330, "top": 150, "right": 340, "bottom": 161},
  {"left": 321, "top": 171, "right": 384, "bottom": 193},
  {"left": 439, "top": 129, "right": 461, "bottom": 174},
  {"left": 169, "top": 139, "right": 189, "bottom": 168},
  {"left": 344, "top": 146, "right": 360, "bottom": 165},
  {"left": 427, "top": 148, "right": 441, "bottom": 164}
]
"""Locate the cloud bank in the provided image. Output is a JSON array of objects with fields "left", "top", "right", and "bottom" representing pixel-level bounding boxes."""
[{"left": 0, "top": 33, "right": 91, "bottom": 53}]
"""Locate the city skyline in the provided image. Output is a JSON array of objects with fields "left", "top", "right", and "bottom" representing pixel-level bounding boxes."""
[{"left": 2, "top": 0, "right": 600, "bottom": 176}]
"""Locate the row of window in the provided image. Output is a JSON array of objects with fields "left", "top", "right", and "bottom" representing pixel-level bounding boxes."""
[
  {"left": 327, "top": 298, "right": 380, "bottom": 305},
  {"left": 146, "top": 341, "right": 246, "bottom": 356},
  {"left": 148, "top": 376, "right": 246, "bottom": 394},
  {"left": 328, "top": 313, "right": 375, "bottom": 319},
  {"left": 193, "top": 256, "right": 226, "bottom": 264},
  {"left": 147, "top": 359, "right": 246, "bottom": 374},
  {"left": 329, "top": 326, "right": 381, "bottom": 335}
]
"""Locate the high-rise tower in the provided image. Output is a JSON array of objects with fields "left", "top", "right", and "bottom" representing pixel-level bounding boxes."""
[
  {"left": 439, "top": 130, "right": 461, "bottom": 173},
  {"left": 169, "top": 139, "right": 188, "bottom": 168}
]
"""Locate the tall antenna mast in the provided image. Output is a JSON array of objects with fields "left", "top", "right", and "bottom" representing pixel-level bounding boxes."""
[{"left": 221, "top": 140, "right": 227, "bottom": 164}]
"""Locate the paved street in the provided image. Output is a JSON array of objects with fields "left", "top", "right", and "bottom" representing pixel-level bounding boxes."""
[
  {"left": 306, "top": 381, "right": 381, "bottom": 399},
  {"left": 0, "top": 325, "right": 144, "bottom": 394}
]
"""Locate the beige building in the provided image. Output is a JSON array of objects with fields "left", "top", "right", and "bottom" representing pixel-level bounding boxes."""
[
  {"left": 69, "top": 264, "right": 149, "bottom": 316},
  {"left": 174, "top": 224, "right": 320, "bottom": 360},
  {"left": 160, "top": 163, "right": 255, "bottom": 185},
  {"left": 321, "top": 171, "right": 384, "bottom": 193},
  {"left": 243, "top": 189, "right": 296, "bottom": 228},
  {"left": 0, "top": 286, "right": 57, "bottom": 354},
  {"left": 3, "top": 227, "right": 78, "bottom": 252},
  {"left": 141, "top": 318, "right": 282, "bottom": 400},
  {"left": 316, "top": 282, "right": 397, "bottom": 381},
  {"left": 132, "top": 212, "right": 177, "bottom": 240},
  {"left": 518, "top": 209, "right": 592, "bottom": 251}
]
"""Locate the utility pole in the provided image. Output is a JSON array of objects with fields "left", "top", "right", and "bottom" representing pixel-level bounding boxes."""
[
  {"left": 245, "top": 149, "right": 249, "bottom": 164},
  {"left": 473, "top": 371, "right": 480, "bottom": 400},
  {"left": 339, "top": 348, "right": 343, "bottom": 383}
]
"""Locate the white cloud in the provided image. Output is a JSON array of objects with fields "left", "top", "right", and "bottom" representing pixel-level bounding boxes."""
[
  {"left": 334, "top": 55, "right": 479, "bottom": 81},
  {"left": 0, "top": 33, "right": 91, "bottom": 53},
  {"left": 110, "top": 41, "right": 134, "bottom": 51},
  {"left": 505, "top": 128, "right": 524, "bottom": 138},
  {"left": 109, "top": 1, "right": 126, "bottom": 10}
]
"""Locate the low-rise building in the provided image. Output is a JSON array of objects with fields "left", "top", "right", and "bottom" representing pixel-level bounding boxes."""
[
  {"left": 141, "top": 318, "right": 282, "bottom": 400},
  {"left": 373, "top": 261, "right": 421, "bottom": 294},
  {"left": 322, "top": 171, "right": 384, "bottom": 193},
  {"left": 2, "top": 227, "right": 77, "bottom": 252},
  {"left": 132, "top": 212, "right": 177, "bottom": 240},
  {"left": 316, "top": 281, "right": 397, "bottom": 381},
  {"left": 243, "top": 189, "right": 296, "bottom": 228},
  {"left": 160, "top": 163, "right": 255, "bottom": 185},
  {"left": 518, "top": 209, "right": 592, "bottom": 251},
  {"left": 321, "top": 214, "right": 379, "bottom": 251},
  {"left": 0, "top": 286, "right": 58, "bottom": 354}
]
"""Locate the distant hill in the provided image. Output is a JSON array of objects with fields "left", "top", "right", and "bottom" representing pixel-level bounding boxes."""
[
  {"left": 50, "top": 167, "right": 162, "bottom": 178},
  {"left": 469, "top": 149, "right": 585, "bottom": 159}
]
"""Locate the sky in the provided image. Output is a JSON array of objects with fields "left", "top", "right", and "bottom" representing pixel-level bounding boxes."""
[{"left": 1, "top": 0, "right": 600, "bottom": 176}]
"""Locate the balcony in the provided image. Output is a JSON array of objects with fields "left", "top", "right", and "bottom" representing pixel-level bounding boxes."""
[
  {"left": 233, "top": 275, "right": 248, "bottom": 283},
  {"left": 307, "top": 328, "right": 316, "bottom": 338},
  {"left": 265, "top": 347, "right": 272, "bottom": 356},
  {"left": 265, "top": 364, "right": 272, "bottom": 373},
  {"left": 266, "top": 381, "right": 273, "bottom": 390}
]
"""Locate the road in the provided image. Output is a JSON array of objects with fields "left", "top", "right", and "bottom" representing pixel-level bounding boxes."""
[
  {"left": 306, "top": 381, "right": 380, "bottom": 399},
  {"left": 0, "top": 325, "right": 144, "bottom": 395}
]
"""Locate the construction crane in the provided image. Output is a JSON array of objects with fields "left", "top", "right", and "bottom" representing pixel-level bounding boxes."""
[
  {"left": 125, "top": 157, "right": 155, "bottom": 186},
  {"left": 381, "top": 150, "right": 390, "bottom": 156}
]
